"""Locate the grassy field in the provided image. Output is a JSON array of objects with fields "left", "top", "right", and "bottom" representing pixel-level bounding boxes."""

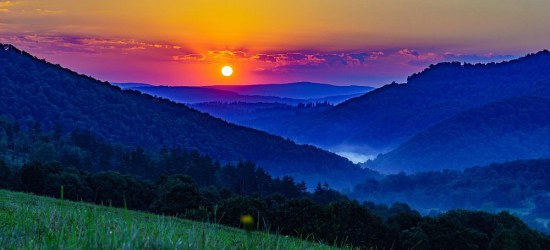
[{"left": 0, "top": 190, "right": 350, "bottom": 250}]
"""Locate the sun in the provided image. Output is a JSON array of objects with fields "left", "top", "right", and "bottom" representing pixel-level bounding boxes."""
[{"left": 221, "top": 65, "right": 233, "bottom": 77}]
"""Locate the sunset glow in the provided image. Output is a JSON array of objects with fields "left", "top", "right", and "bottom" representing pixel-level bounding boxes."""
[{"left": 1, "top": 0, "right": 549, "bottom": 85}]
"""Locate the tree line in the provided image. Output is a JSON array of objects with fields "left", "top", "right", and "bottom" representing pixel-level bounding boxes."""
[{"left": 0, "top": 117, "right": 548, "bottom": 249}]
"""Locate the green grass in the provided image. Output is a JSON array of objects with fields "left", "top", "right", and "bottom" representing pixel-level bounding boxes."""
[{"left": 0, "top": 190, "right": 350, "bottom": 250}]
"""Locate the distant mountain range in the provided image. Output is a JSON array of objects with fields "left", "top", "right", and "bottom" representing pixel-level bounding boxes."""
[
  {"left": 114, "top": 82, "right": 373, "bottom": 105},
  {"left": 117, "top": 85, "right": 306, "bottom": 105},
  {"left": 190, "top": 102, "right": 334, "bottom": 138},
  {"left": 259, "top": 51, "right": 550, "bottom": 170},
  {"left": 368, "top": 96, "right": 550, "bottom": 173},
  {"left": 204, "top": 82, "right": 374, "bottom": 99},
  {"left": 120, "top": 51, "right": 550, "bottom": 174},
  {"left": 0, "top": 44, "right": 376, "bottom": 189}
]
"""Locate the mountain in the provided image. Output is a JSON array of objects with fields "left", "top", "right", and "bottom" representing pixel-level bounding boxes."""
[
  {"left": 205, "top": 82, "right": 373, "bottom": 99},
  {"left": 273, "top": 51, "right": 550, "bottom": 155},
  {"left": 191, "top": 102, "right": 333, "bottom": 133},
  {"left": 368, "top": 96, "right": 550, "bottom": 173},
  {"left": 127, "top": 86, "right": 306, "bottom": 105},
  {"left": 0, "top": 44, "right": 375, "bottom": 189},
  {"left": 115, "top": 83, "right": 370, "bottom": 106},
  {"left": 113, "top": 82, "right": 154, "bottom": 89},
  {"left": 307, "top": 93, "right": 367, "bottom": 104}
]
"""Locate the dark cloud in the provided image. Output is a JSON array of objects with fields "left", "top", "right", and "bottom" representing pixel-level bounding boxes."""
[
  {"left": 251, "top": 51, "right": 388, "bottom": 71},
  {"left": 253, "top": 54, "right": 278, "bottom": 62},
  {"left": 285, "top": 53, "right": 306, "bottom": 61},
  {"left": 319, "top": 53, "right": 347, "bottom": 65},
  {"left": 349, "top": 53, "right": 368, "bottom": 63}
]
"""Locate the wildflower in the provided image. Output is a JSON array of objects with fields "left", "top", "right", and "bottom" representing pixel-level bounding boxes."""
[{"left": 240, "top": 214, "right": 254, "bottom": 231}]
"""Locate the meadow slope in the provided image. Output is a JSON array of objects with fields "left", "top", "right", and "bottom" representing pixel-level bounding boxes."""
[{"left": 0, "top": 190, "right": 349, "bottom": 250}]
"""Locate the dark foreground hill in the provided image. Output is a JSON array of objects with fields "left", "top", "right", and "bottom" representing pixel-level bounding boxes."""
[
  {"left": 0, "top": 190, "right": 335, "bottom": 249},
  {"left": 3, "top": 172, "right": 549, "bottom": 248},
  {"left": 275, "top": 51, "right": 550, "bottom": 154},
  {"left": 369, "top": 96, "right": 550, "bottom": 173},
  {"left": 0, "top": 44, "right": 373, "bottom": 189},
  {"left": 2, "top": 119, "right": 546, "bottom": 248}
]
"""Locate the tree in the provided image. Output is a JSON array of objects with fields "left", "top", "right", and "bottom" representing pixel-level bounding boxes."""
[
  {"left": 400, "top": 227, "right": 430, "bottom": 250},
  {"left": 88, "top": 171, "right": 155, "bottom": 210},
  {"left": 20, "top": 162, "right": 50, "bottom": 194},
  {"left": 0, "top": 160, "right": 11, "bottom": 188},
  {"left": 30, "top": 142, "right": 56, "bottom": 163},
  {"left": 150, "top": 175, "right": 202, "bottom": 215},
  {"left": 313, "top": 182, "right": 348, "bottom": 204}
]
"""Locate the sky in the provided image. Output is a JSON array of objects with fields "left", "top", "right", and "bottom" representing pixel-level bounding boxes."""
[{"left": 1, "top": 0, "right": 549, "bottom": 86}]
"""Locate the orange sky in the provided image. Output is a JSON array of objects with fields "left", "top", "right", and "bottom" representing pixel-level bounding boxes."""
[{"left": 1, "top": 0, "right": 549, "bottom": 85}]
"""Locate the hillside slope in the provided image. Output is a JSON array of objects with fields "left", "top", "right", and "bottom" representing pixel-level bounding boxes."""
[
  {"left": 0, "top": 190, "right": 339, "bottom": 249},
  {"left": 351, "top": 158, "right": 550, "bottom": 233},
  {"left": 0, "top": 44, "right": 371, "bottom": 189},
  {"left": 369, "top": 96, "right": 550, "bottom": 172},
  {"left": 276, "top": 51, "right": 550, "bottom": 153}
]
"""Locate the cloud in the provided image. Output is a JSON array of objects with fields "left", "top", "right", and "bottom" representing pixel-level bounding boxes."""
[
  {"left": 4, "top": 34, "right": 512, "bottom": 73},
  {"left": 253, "top": 54, "right": 278, "bottom": 63},
  {"left": 172, "top": 54, "right": 205, "bottom": 62},
  {"left": 370, "top": 51, "right": 384, "bottom": 59},
  {"left": 207, "top": 50, "right": 247, "bottom": 58},
  {"left": 251, "top": 51, "right": 378, "bottom": 71},
  {"left": 398, "top": 49, "right": 420, "bottom": 57},
  {"left": 1, "top": 34, "right": 188, "bottom": 55},
  {"left": 0, "top": 33, "right": 518, "bottom": 85},
  {"left": 0, "top": 34, "right": 197, "bottom": 67},
  {"left": 285, "top": 53, "right": 306, "bottom": 61}
]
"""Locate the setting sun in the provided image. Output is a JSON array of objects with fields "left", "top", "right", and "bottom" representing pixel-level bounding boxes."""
[{"left": 221, "top": 66, "right": 233, "bottom": 77}]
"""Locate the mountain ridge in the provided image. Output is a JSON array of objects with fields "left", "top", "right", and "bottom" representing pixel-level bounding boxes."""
[
  {"left": 204, "top": 81, "right": 373, "bottom": 99},
  {"left": 270, "top": 50, "right": 550, "bottom": 155},
  {"left": 367, "top": 96, "right": 550, "bottom": 173},
  {"left": 114, "top": 82, "right": 372, "bottom": 105},
  {"left": 0, "top": 43, "right": 375, "bottom": 189}
]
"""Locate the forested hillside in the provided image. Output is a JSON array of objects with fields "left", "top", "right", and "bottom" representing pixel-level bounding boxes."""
[
  {"left": 1, "top": 119, "right": 547, "bottom": 248},
  {"left": 273, "top": 51, "right": 550, "bottom": 153},
  {"left": 192, "top": 102, "right": 333, "bottom": 133},
  {"left": 351, "top": 159, "right": 550, "bottom": 233},
  {"left": 0, "top": 44, "right": 374, "bottom": 189},
  {"left": 369, "top": 96, "right": 550, "bottom": 172}
]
